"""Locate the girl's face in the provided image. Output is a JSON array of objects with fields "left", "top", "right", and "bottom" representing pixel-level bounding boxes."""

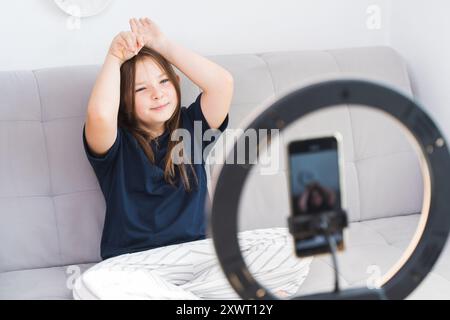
[
  {"left": 311, "top": 190, "right": 324, "bottom": 207},
  {"left": 134, "top": 57, "right": 179, "bottom": 135}
]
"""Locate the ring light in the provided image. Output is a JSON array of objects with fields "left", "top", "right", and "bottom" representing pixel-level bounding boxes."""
[{"left": 209, "top": 79, "right": 450, "bottom": 300}]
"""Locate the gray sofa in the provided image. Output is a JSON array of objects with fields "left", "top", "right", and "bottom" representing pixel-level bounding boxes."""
[{"left": 0, "top": 46, "right": 449, "bottom": 299}]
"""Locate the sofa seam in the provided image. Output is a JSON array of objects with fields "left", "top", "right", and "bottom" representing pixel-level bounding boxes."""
[
  {"left": 359, "top": 213, "right": 422, "bottom": 246},
  {"left": 0, "top": 188, "right": 101, "bottom": 200},
  {"left": 355, "top": 148, "right": 414, "bottom": 163},
  {"left": 0, "top": 262, "right": 99, "bottom": 275},
  {"left": 360, "top": 223, "right": 394, "bottom": 246},
  {"left": 256, "top": 54, "right": 277, "bottom": 96},
  {"left": 0, "top": 115, "right": 85, "bottom": 123},
  {"left": 325, "top": 49, "right": 362, "bottom": 222},
  {"left": 32, "top": 70, "right": 64, "bottom": 267}
]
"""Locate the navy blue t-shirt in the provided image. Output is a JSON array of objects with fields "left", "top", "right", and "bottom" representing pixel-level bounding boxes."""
[{"left": 82, "top": 92, "right": 228, "bottom": 260}]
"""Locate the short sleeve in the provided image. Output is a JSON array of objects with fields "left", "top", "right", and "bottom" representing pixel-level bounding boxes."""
[
  {"left": 184, "top": 92, "right": 229, "bottom": 151},
  {"left": 82, "top": 123, "right": 122, "bottom": 180}
]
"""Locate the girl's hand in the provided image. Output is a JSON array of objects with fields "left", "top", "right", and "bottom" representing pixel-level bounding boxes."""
[
  {"left": 129, "top": 17, "right": 168, "bottom": 53},
  {"left": 108, "top": 31, "right": 145, "bottom": 64}
]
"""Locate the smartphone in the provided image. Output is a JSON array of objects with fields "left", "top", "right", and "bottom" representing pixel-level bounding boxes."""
[{"left": 287, "top": 134, "right": 346, "bottom": 257}]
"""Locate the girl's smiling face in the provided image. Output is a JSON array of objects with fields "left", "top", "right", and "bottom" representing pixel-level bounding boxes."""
[{"left": 134, "top": 56, "right": 180, "bottom": 136}]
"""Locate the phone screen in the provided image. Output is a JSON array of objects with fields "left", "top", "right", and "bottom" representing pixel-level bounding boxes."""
[{"left": 288, "top": 136, "right": 345, "bottom": 256}]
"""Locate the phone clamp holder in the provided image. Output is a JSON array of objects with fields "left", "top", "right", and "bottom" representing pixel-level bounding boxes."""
[{"left": 287, "top": 209, "right": 348, "bottom": 241}]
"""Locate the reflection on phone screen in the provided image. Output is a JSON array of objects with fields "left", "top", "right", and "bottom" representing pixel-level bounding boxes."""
[{"left": 288, "top": 137, "right": 344, "bottom": 256}]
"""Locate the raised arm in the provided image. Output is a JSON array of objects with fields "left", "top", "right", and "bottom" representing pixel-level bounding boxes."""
[
  {"left": 130, "top": 17, "right": 233, "bottom": 130},
  {"left": 85, "top": 31, "right": 145, "bottom": 157}
]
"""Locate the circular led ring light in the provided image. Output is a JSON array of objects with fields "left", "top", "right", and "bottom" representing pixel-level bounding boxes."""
[{"left": 209, "top": 79, "right": 450, "bottom": 300}]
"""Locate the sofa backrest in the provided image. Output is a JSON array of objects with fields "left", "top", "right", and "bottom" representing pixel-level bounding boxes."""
[
  {"left": 205, "top": 46, "right": 423, "bottom": 232},
  {"left": 0, "top": 46, "right": 423, "bottom": 273}
]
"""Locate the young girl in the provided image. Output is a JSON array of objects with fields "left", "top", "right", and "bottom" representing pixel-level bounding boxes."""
[{"left": 75, "top": 17, "right": 313, "bottom": 300}]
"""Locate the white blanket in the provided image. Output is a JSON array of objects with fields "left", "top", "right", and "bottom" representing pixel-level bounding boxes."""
[{"left": 73, "top": 227, "right": 313, "bottom": 300}]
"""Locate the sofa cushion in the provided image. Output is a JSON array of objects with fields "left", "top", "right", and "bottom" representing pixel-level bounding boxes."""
[
  {"left": 4, "top": 214, "right": 448, "bottom": 299},
  {"left": 0, "top": 263, "right": 95, "bottom": 300}
]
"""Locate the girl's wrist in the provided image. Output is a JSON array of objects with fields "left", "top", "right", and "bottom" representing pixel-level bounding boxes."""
[
  {"left": 106, "top": 53, "right": 125, "bottom": 67},
  {"left": 151, "top": 36, "right": 170, "bottom": 56}
]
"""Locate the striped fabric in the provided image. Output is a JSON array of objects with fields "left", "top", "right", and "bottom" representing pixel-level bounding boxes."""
[{"left": 73, "top": 227, "right": 313, "bottom": 300}]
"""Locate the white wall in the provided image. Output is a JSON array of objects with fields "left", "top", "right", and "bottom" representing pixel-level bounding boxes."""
[
  {"left": 388, "top": 0, "right": 450, "bottom": 141},
  {"left": 0, "top": 0, "right": 389, "bottom": 71},
  {"left": 1, "top": 1, "right": 447, "bottom": 138}
]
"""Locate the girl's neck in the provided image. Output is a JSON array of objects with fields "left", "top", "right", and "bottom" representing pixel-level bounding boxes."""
[{"left": 139, "top": 122, "right": 166, "bottom": 138}]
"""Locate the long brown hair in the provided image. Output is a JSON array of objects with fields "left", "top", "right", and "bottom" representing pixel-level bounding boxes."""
[{"left": 118, "top": 46, "right": 198, "bottom": 192}]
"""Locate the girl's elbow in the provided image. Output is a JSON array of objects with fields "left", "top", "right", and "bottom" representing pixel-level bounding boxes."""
[
  {"left": 225, "top": 72, "right": 234, "bottom": 85},
  {"left": 224, "top": 73, "right": 234, "bottom": 95}
]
